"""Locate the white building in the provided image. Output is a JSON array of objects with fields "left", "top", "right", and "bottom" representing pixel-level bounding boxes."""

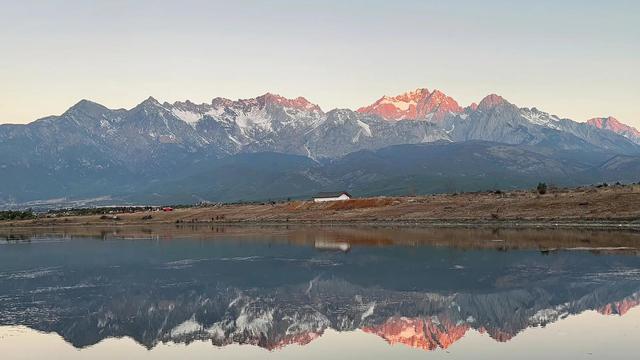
[{"left": 313, "top": 192, "right": 352, "bottom": 203}]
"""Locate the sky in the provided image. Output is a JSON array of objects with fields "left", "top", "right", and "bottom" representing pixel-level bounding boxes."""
[{"left": 0, "top": 0, "right": 638, "bottom": 126}]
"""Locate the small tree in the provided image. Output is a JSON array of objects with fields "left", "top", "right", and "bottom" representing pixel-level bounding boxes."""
[{"left": 536, "top": 182, "right": 547, "bottom": 195}]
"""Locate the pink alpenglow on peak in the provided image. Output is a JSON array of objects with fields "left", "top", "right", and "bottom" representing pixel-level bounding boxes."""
[
  {"left": 357, "top": 88, "right": 463, "bottom": 122},
  {"left": 362, "top": 316, "right": 472, "bottom": 351},
  {"left": 477, "top": 94, "right": 508, "bottom": 111},
  {"left": 587, "top": 116, "right": 640, "bottom": 142}
]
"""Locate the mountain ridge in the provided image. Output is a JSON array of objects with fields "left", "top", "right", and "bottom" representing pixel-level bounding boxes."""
[
  {"left": 1, "top": 87, "right": 639, "bottom": 207},
  {"left": 5, "top": 88, "right": 636, "bottom": 131},
  {"left": 587, "top": 116, "right": 640, "bottom": 144}
]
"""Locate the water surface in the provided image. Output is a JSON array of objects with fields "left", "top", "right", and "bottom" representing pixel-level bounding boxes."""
[{"left": 1, "top": 226, "right": 639, "bottom": 359}]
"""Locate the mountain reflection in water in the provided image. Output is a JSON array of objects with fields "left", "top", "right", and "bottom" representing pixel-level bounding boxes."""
[{"left": 0, "top": 225, "right": 639, "bottom": 354}]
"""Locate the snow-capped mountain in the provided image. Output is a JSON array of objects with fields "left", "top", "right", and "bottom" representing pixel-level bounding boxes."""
[
  {"left": 355, "top": 89, "right": 639, "bottom": 154},
  {"left": 587, "top": 116, "right": 640, "bottom": 144},
  {"left": 444, "top": 95, "right": 639, "bottom": 154},
  {"left": 166, "top": 93, "right": 325, "bottom": 153},
  {"left": 357, "top": 88, "right": 463, "bottom": 122},
  {"left": 3, "top": 89, "right": 637, "bottom": 161},
  {"left": 1, "top": 88, "right": 639, "bottom": 205}
]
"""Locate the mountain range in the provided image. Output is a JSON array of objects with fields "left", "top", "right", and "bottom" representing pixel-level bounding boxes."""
[{"left": 1, "top": 87, "right": 639, "bottom": 207}]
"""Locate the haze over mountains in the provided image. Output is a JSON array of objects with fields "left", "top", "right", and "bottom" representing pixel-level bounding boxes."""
[{"left": 1, "top": 87, "right": 639, "bottom": 207}]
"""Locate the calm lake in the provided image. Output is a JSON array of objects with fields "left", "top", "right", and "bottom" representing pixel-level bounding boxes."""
[{"left": 1, "top": 225, "right": 639, "bottom": 359}]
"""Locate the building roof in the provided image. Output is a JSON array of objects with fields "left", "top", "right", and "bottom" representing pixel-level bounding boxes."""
[{"left": 313, "top": 191, "right": 352, "bottom": 198}]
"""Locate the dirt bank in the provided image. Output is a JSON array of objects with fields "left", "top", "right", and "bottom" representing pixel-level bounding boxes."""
[{"left": 2, "top": 185, "right": 640, "bottom": 230}]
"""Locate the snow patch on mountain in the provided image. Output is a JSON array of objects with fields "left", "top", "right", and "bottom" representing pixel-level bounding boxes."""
[
  {"left": 171, "top": 109, "right": 202, "bottom": 125},
  {"left": 379, "top": 95, "right": 416, "bottom": 111},
  {"left": 235, "top": 307, "right": 274, "bottom": 336},
  {"left": 205, "top": 107, "right": 226, "bottom": 117},
  {"left": 520, "top": 108, "right": 561, "bottom": 129},
  {"left": 361, "top": 302, "right": 376, "bottom": 321},
  {"left": 170, "top": 317, "right": 202, "bottom": 337},
  {"left": 227, "top": 134, "right": 242, "bottom": 145},
  {"left": 529, "top": 304, "right": 569, "bottom": 326},
  {"left": 205, "top": 323, "right": 226, "bottom": 339},
  {"left": 234, "top": 107, "right": 273, "bottom": 133},
  {"left": 357, "top": 119, "right": 372, "bottom": 136}
]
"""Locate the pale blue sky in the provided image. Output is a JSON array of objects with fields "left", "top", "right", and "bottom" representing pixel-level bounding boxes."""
[{"left": 1, "top": 0, "right": 638, "bottom": 126}]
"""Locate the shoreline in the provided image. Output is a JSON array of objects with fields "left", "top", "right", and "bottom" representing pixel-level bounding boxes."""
[
  {"left": 2, "top": 185, "right": 640, "bottom": 231},
  {"left": 2, "top": 218, "right": 640, "bottom": 232}
]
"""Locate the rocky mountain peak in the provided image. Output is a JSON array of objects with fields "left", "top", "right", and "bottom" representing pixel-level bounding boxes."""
[
  {"left": 477, "top": 94, "right": 508, "bottom": 111},
  {"left": 362, "top": 317, "right": 471, "bottom": 351},
  {"left": 587, "top": 116, "right": 640, "bottom": 143},
  {"left": 357, "top": 87, "right": 462, "bottom": 122},
  {"left": 256, "top": 93, "right": 322, "bottom": 112},
  {"left": 67, "top": 99, "right": 108, "bottom": 111},
  {"left": 137, "top": 96, "right": 162, "bottom": 109},
  {"left": 144, "top": 96, "right": 160, "bottom": 103},
  {"left": 62, "top": 99, "right": 112, "bottom": 121},
  {"left": 587, "top": 116, "right": 636, "bottom": 133},
  {"left": 211, "top": 97, "right": 234, "bottom": 108},
  {"left": 391, "top": 88, "right": 431, "bottom": 102}
]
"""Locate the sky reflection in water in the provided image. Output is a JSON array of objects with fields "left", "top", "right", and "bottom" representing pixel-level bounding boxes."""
[{"left": 0, "top": 226, "right": 639, "bottom": 359}]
